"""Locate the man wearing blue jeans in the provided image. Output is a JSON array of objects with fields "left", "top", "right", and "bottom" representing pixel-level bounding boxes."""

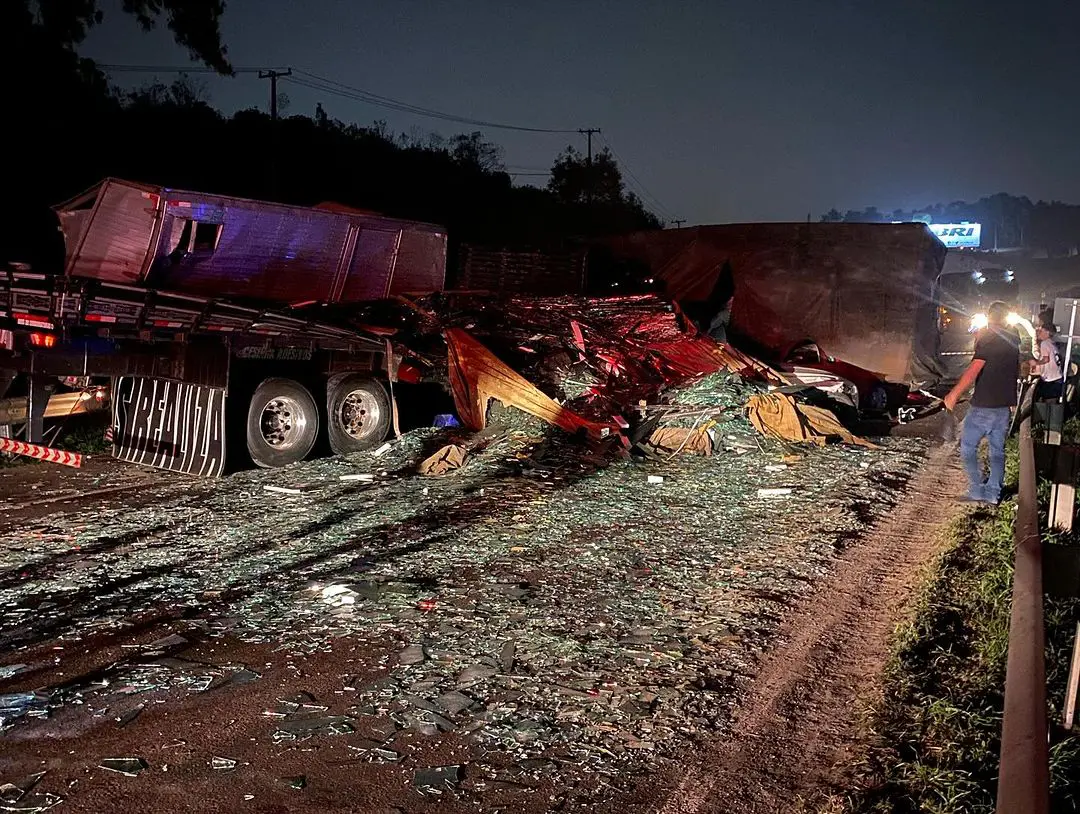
[{"left": 943, "top": 301, "right": 1020, "bottom": 504}]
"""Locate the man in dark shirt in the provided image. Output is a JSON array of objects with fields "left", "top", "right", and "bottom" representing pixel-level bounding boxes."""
[{"left": 944, "top": 301, "right": 1021, "bottom": 503}]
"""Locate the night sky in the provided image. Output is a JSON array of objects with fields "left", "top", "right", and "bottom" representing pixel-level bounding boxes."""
[{"left": 82, "top": 0, "right": 1080, "bottom": 225}]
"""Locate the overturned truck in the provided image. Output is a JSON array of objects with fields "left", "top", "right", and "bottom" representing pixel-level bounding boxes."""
[
  {"left": 0, "top": 178, "right": 448, "bottom": 474},
  {"left": 601, "top": 222, "right": 948, "bottom": 384}
]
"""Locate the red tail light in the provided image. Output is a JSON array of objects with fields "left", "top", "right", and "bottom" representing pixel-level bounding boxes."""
[{"left": 29, "top": 332, "right": 56, "bottom": 348}]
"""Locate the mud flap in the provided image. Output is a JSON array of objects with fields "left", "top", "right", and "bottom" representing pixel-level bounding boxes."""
[{"left": 112, "top": 376, "right": 227, "bottom": 476}]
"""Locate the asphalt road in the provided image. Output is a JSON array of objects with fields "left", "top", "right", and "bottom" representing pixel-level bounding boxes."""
[{"left": 0, "top": 424, "right": 930, "bottom": 813}]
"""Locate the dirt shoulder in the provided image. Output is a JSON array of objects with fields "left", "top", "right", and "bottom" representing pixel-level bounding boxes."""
[{"left": 630, "top": 440, "right": 966, "bottom": 814}]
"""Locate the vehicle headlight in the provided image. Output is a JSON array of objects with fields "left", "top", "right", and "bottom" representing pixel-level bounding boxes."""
[{"left": 970, "top": 313, "right": 988, "bottom": 332}]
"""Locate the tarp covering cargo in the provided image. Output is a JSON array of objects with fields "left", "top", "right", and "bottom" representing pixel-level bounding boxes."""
[
  {"left": 600, "top": 223, "right": 947, "bottom": 383},
  {"left": 53, "top": 178, "right": 447, "bottom": 305}
]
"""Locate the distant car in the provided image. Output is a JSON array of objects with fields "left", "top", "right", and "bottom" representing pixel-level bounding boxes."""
[{"left": 779, "top": 340, "right": 911, "bottom": 414}]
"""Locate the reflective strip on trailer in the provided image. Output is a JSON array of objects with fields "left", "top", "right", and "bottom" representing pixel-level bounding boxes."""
[{"left": 13, "top": 313, "right": 54, "bottom": 330}]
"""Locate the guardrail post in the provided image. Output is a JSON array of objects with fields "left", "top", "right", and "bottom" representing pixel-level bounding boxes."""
[
  {"left": 996, "top": 411, "right": 1049, "bottom": 814},
  {"left": 1064, "top": 623, "right": 1080, "bottom": 730}
]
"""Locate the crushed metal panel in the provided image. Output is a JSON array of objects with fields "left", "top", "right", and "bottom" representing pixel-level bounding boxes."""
[
  {"left": 56, "top": 210, "right": 92, "bottom": 268},
  {"left": 62, "top": 179, "right": 161, "bottom": 284},
  {"left": 445, "top": 327, "right": 612, "bottom": 438},
  {"left": 112, "top": 376, "right": 226, "bottom": 476}
]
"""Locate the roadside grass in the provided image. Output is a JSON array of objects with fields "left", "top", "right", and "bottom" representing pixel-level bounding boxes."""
[
  {"left": 849, "top": 432, "right": 1080, "bottom": 813},
  {"left": 1065, "top": 416, "right": 1080, "bottom": 444},
  {"left": 55, "top": 415, "right": 112, "bottom": 454}
]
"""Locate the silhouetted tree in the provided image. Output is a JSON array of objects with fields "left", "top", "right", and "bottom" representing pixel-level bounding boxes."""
[
  {"left": 3, "top": 4, "right": 665, "bottom": 270},
  {"left": 450, "top": 132, "right": 505, "bottom": 173},
  {"left": 15, "top": 0, "right": 231, "bottom": 73},
  {"left": 548, "top": 146, "right": 625, "bottom": 206},
  {"left": 543, "top": 146, "right": 662, "bottom": 235}
]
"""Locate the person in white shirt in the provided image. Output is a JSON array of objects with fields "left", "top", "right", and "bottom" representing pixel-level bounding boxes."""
[{"left": 1035, "top": 322, "right": 1063, "bottom": 400}]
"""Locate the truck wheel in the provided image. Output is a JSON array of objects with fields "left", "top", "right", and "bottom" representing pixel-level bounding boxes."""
[
  {"left": 327, "top": 375, "right": 391, "bottom": 455},
  {"left": 246, "top": 378, "right": 319, "bottom": 468}
]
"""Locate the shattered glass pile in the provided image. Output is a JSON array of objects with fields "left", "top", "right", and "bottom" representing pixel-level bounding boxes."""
[{"left": 0, "top": 366, "right": 926, "bottom": 808}]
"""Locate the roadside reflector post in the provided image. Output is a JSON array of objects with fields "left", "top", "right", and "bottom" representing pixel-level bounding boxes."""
[
  {"left": 1064, "top": 622, "right": 1080, "bottom": 730},
  {"left": 1046, "top": 445, "right": 1079, "bottom": 534},
  {"left": 1051, "top": 483, "right": 1077, "bottom": 533}
]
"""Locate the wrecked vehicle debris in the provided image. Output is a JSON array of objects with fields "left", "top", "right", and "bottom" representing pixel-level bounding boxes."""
[{"left": 0, "top": 281, "right": 934, "bottom": 812}]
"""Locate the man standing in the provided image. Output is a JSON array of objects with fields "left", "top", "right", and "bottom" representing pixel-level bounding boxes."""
[
  {"left": 943, "top": 301, "right": 1020, "bottom": 504},
  {"left": 1034, "top": 322, "right": 1064, "bottom": 401}
]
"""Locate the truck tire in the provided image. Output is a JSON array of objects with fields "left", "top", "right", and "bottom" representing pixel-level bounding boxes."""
[
  {"left": 327, "top": 375, "right": 391, "bottom": 455},
  {"left": 246, "top": 378, "right": 320, "bottom": 468}
]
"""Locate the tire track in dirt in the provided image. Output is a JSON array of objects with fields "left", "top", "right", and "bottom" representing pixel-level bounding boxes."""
[{"left": 653, "top": 440, "right": 966, "bottom": 814}]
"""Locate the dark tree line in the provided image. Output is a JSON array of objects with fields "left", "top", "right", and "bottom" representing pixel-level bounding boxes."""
[
  {"left": 2, "top": 0, "right": 661, "bottom": 269},
  {"left": 820, "top": 193, "right": 1080, "bottom": 255}
]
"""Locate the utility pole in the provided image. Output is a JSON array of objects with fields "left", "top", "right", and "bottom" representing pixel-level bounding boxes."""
[
  {"left": 259, "top": 69, "right": 292, "bottom": 199},
  {"left": 259, "top": 68, "right": 292, "bottom": 122},
  {"left": 578, "top": 128, "right": 601, "bottom": 205},
  {"left": 671, "top": 219, "right": 686, "bottom": 229}
]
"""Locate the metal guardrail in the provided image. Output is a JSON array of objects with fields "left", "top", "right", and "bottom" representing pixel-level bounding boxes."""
[
  {"left": 0, "top": 388, "right": 108, "bottom": 426},
  {"left": 996, "top": 394, "right": 1049, "bottom": 814}
]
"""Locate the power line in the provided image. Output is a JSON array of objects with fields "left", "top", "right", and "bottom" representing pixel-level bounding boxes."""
[
  {"left": 598, "top": 134, "right": 674, "bottom": 221},
  {"left": 95, "top": 63, "right": 677, "bottom": 219},
  {"left": 288, "top": 69, "right": 580, "bottom": 134},
  {"left": 98, "top": 63, "right": 583, "bottom": 136},
  {"left": 97, "top": 64, "right": 279, "bottom": 74}
]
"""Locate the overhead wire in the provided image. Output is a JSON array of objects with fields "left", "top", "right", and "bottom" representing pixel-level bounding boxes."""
[
  {"left": 287, "top": 69, "right": 580, "bottom": 134},
  {"left": 597, "top": 134, "right": 676, "bottom": 222},
  {"left": 98, "top": 64, "right": 278, "bottom": 74},
  {"left": 94, "top": 63, "right": 675, "bottom": 218},
  {"left": 98, "top": 64, "right": 577, "bottom": 133}
]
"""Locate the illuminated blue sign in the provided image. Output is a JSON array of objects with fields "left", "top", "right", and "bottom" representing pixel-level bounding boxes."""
[{"left": 930, "top": 223, "right": 982, "bottom": 249}]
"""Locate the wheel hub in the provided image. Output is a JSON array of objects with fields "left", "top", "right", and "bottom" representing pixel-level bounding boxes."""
[
  {"left": 339, "top": 389, "right": 381, "bottom": 440},
  {"left": 260, "top": 396, "right": 307, "bottom": 449}
]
